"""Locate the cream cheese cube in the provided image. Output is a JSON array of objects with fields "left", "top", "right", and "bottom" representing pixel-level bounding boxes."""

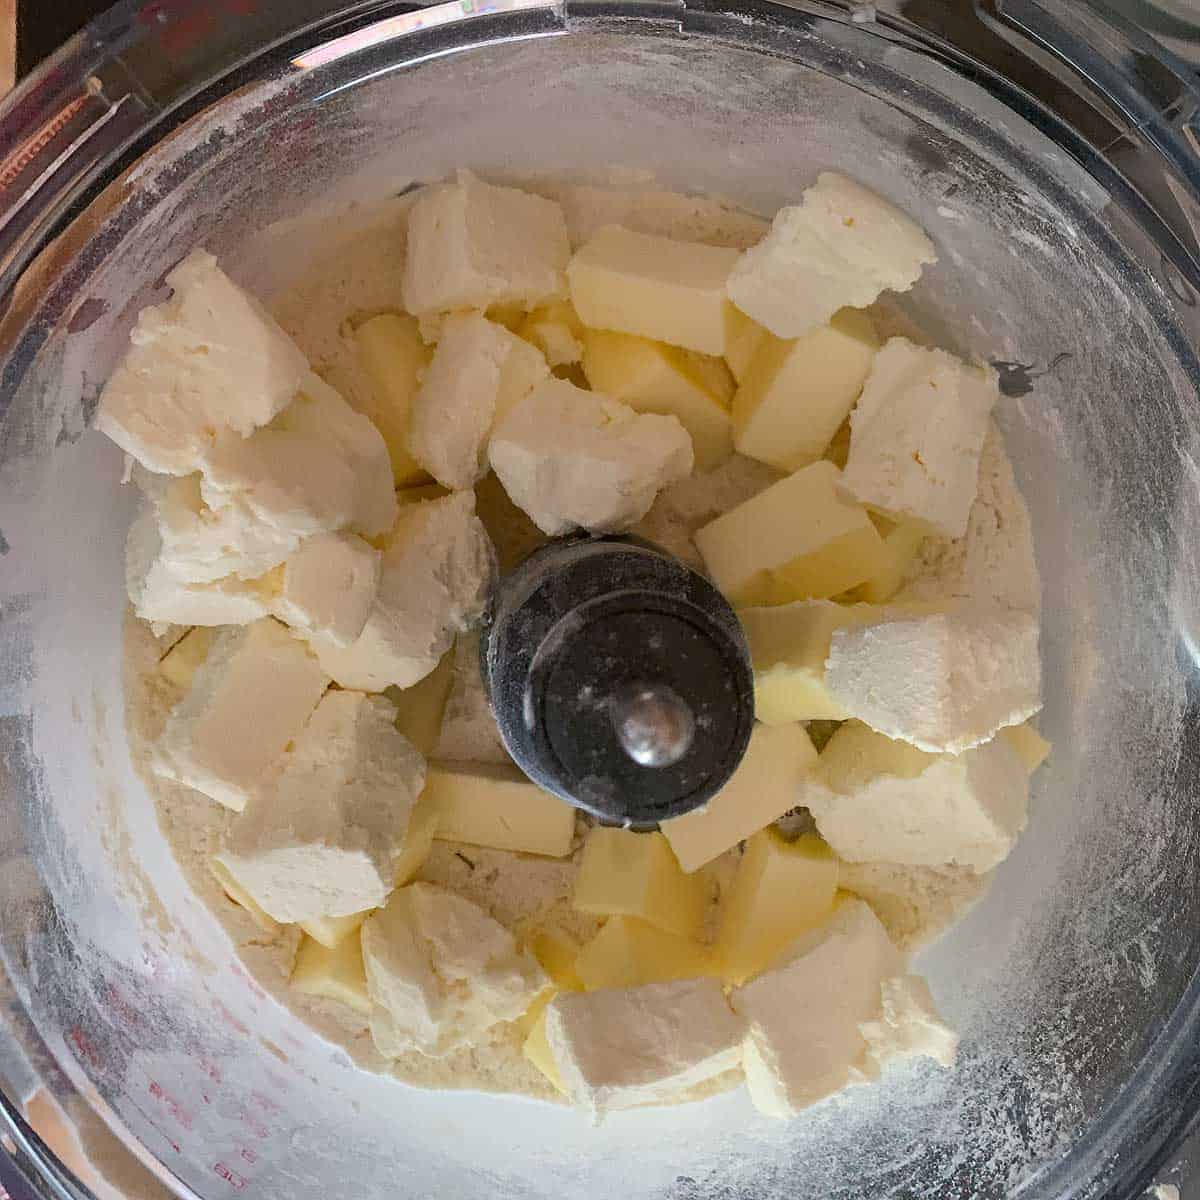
[
  {"left": 489, "top": 379, "right": 693, "bottom": 536},
  {"left": 581, "top": 329, "right": 735, "bottom": 470},
  {"left": 433, "top": 631, "right": 511, "bottom": 766},
  {"left": 727, "top": 174, "right": 936, "bottom": 340},
  {"left": 568, "top": 225, "right": 740, "bottom": 355},
  {"left": 824, "top": 605, "right": 1042, "bottom": 753},
  {"left": 544, "top": 978, "right": 745, "bottom": 1115},
  {"left": 353, "top": 313, "right": 433, "bottom": 487},
  {"left": 842, "top": 338, "right": 997, "bottom": 539},
  {"left": 714, "top": 831, "right": 838, "bottom": 986},
  {"left": 200, "top": 374, "right": 396, "bottom": 542},
  {"left": 290, "top": 933, "right": 373, "bottom": 1016},
  {"left": 860, "top": 974, "right": 958, "bottom": 1070},
  {"left": 96, "top": 249, "right": 310, "bottom": 475},
  {"left": 425, "top": 763, "right": 575, "bottom": 857},
  {"left": 694, "top": 461, "right": 887, "bottom": 606},
  {"left": 732, "top": 309, "right": 878, "bottom": 471},
  {"left": 402, "top": 173, "right": 570, "bottom": 317},
  {"left": 308, "top": 492, "right": 495, "bottom": 691},
  {"left": 730, "top": 899, "right": 903, "bottom": 1117},
  {"left": 272, "top": 532, "right": 381, "bottom": 648},
  {"left": 409, "top": 314, "right": 549, "bottom": 491},
  {"left": 218, "top": 691, "right": 425, "bottom": 923},
  {"left": 661, "top": 723, "right": 819, "bottom": 873},
  {"left": 574, "top": 828, "right": 706, "bottom": 938},
  {"left": 154, "top": 619, "right": 329, "bottom": 811},
  {"left": 805, "top": 721, "right": 1030, "bottom": 872},
  {"left": 134, "top": 469, "right": 299, "bottom": 583},
  {"left": 362, "top": 882, "right": 546, "bottom": 1058},
  {"left": 126, "top": 506, "right": 271, "bottom": 628}
]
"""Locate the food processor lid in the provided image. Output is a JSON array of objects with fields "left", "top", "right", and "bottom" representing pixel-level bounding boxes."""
[{"left": 482, "top": 536, "right": 755, "bottom": 827}]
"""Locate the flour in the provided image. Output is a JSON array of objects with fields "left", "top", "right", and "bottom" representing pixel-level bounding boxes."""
[
  {"left": 898, "top": 425, "right": 1041, "bottom": 615},
  {"left": 119, "top": 179, "right": 1040, "bottom": 1107}
]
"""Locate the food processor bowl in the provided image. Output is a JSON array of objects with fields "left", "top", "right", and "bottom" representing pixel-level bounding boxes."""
[{"left": 1, "top": 2, "right": 1199, "bottom": 1197}]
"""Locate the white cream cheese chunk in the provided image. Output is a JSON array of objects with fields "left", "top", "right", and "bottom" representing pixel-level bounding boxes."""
[
  {"left": 272, "top": 532, "right": 381, "bottom": 648},
  {"left": 842, "top": 338, "right": 998, "bottom": 540},
  {"left": 201, "top": 374, "right": 397, "bottom": 541},
  {"left": 361, "top": 882, "right": 546, "bottom": 1058},
  {"left": 133, "top": 468, "right": 299, "bottom": 582},
  {"left": 824, "top": 605, "right": 1042, "bottom": 753},
  {"left": 95, "top": 249, "right": 310, "bottom": 475},
  {"left": 409, "top": 314, "right": 549, "bottom": 491},
  {"left": 730, "top": 899, "right": 903, "bottom": 1118},
  {"left": 544, "top": 978, "right": 745, "bottom": 1116},
  {"left": 402, "top": 172, "right": 570, "bottom": 319},
  {"left": 489, "top": 378, "right": 694, "bottom": 535},
  {"left": 308, "top": 492, "right": 495, "bottom": 691},
  {"left": 860, "top": 974, "right": 958, "bottom": 1070},
  {"left": 126, "top": 505, "right": 270, "bottom": 628},
  {"left": 726, "top": 173, "right": 936, "bottom": 340},
  {"left": 218, "top": 690, "right": 425, "bottom": 923},
  {"left": 154, "top": 619, "right": 329, "bottom": 811},
  {"left": 804, "top": 720, "right": 1030, "bottom": 873}
]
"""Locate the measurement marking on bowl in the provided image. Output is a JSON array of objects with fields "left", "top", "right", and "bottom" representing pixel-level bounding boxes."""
[
  {"left": 148, "top": 1080, "right": 192, "bottom": 1131},
  {"left": 213, "top": 1162, "right": 247, "bottom": 1190}
]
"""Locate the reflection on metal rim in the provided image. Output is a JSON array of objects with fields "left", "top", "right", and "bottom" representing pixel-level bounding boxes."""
[{"left": 291, "top": 0, "right": 558, "bottom": 70}]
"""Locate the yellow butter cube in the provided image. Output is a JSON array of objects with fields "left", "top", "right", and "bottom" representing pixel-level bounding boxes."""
[
  {"left": 732, "top": 310, "right": 878, "bottom": 472},
  {"left": 355, "top": 313, "right": 434, "bottom": 487},
  {"left": 389, "top": 653, "right": 455, "bottom": 757},
  {"left": 300, "top": 909, "right": 370, "bottom": 950},
  {"left": 159, "top": 627, "right": 217, "bottom": 690},
  {"left": 715, "top": 830, "right": 839, "bottom": 985},
  {"left": 662, "top": 723, "right": 819, "bottom": 872},
  {"left": 568, "top": 225, "right": 740, "bottom": 355},
  {"left": 426, "top": 763, "right": 575, "bottom": 857},
  {"left": 518, "top": 300, "right": 585, "bottom": 367},
  {"left": 475, "top": 470, "right": 548, "bottom": 573},
  {"left": 573, "top": 828, "right": 705, "bottom": 938},
  {"left": 523, "top": 1007, "right": 567, "bottom": 1094},
  {"left": 290, "top": 932, "right": 372, "bottom": 1015},
  {"left": 528, "top": 928, "right": 584, "bottom": 991},
  {"left": 845, "top": 515, "right": 926, "bottom": 604},
  {"left": 724, "top": 306, "right": 769, "bottom": 383},
  {"left": 394, "top": 792, "right": 440, "bottom": 885},
  {"left": 694, "top": 461, "right": 888, "bottom": 606},
  {"left": 208, "top": 858, "right": 280, "bottom": 935},
  {"left": 581, "top": 329, "right": 734, "bottom": 470},
  {"left": 574, "top": 917, "right": 712, "bottom": 991},
  {"left": 740, "top": 600, "right": 888, "bottom": 724},
  {"left": 1001, "top": 722, "right": 1051, "bottom": 773}
]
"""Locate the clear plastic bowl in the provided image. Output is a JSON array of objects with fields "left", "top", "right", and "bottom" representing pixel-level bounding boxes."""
[{"left": 1, "top": 2, "right": 1200, "bottom": 1197}]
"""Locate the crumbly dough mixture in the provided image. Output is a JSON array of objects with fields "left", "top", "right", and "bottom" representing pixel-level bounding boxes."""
[{"left": 120, "top": 179, "right": 1039, "bottom": 1103}]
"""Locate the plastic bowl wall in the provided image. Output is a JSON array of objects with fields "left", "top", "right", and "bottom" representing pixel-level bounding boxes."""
[{"left": 1, "top": 3, "right": 1199, "bottom": 1198}]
